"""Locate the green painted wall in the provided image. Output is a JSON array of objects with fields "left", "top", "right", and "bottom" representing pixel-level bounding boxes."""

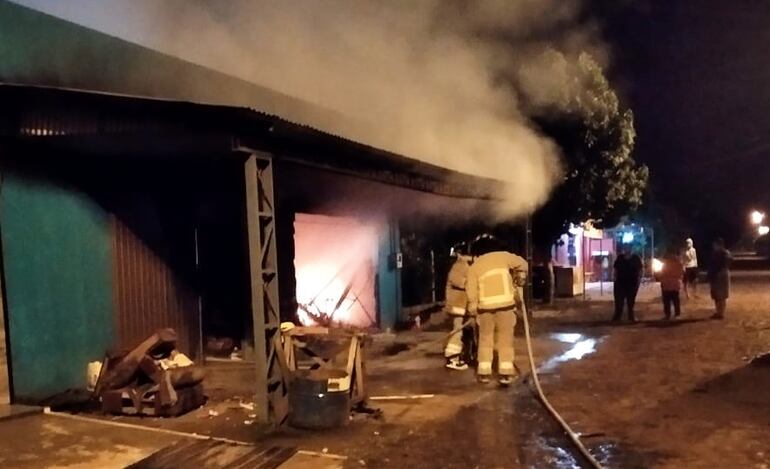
[
  {"left": 377, "top": 220, "right": 401, "bottom": 330},
  {"left": 0, "top": 173, "right": 113, "bottom": 401}
]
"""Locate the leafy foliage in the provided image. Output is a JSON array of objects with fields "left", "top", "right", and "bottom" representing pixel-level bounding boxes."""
[{"left": 529, "top": 51, "right": 649, "bottom": 247}]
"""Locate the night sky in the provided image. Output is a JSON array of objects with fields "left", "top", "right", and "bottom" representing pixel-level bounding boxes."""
[{"left": 599, "top": 1, "right": 770, "bottom": 246}]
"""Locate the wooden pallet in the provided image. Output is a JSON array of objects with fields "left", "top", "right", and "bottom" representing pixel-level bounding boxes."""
[{"left": 128, "top": 439, "right": 296, "bottom": 469}]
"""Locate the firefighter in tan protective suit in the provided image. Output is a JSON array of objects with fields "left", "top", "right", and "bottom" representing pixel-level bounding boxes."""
[
  {"left": 444, "top": 242, "right": 471, "bottom": 370},
  {"left": 466, "top": 235, "right": 528, "bottom": 386}
]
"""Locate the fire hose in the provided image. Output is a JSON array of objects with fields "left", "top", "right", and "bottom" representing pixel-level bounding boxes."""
[
  {"left": 442, "top": 290, "right": 603, "bottom": 469},
  {"left": 518, "top": 287, "right": 603, "bottom": 469}
]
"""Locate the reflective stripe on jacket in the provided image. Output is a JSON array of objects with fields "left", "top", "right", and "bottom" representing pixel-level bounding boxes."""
[
  {"left": 445, "top": 256, "right": 470, "bottom": 316},
  {"left": 466, "top": 251, "right": 528, "bottom": 313}
]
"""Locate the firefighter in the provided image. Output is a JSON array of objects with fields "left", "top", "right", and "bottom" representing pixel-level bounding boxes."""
[
  {"left": 466, "top": 234, "right": 528, "bottom": 386},
  {"left": 444, "top": 242, "right": 471, "bottom": 370}
]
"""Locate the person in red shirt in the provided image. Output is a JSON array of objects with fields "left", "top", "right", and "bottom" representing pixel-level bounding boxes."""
[{"left": 659, "top": 249, "right": 685, "bottom": 319}]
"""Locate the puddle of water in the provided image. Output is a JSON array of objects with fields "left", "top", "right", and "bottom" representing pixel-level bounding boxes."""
[
  {"left": 537, "top": 436, "right": 582, "bottom": 468},
  {"left": 559, "top": 338, "right": 598, "bottom": 361},
  {"left": 541, "top": 333, "right": 602, "bottom": 372},
  {"left": 592, "top": 441, "right": 623, "bottom": 465},
  {"left": 536, "top": 435, "right": 627, "bottom": 468},
  {"left": 551, "top": 333, "right": 583, "bottom": 344}
]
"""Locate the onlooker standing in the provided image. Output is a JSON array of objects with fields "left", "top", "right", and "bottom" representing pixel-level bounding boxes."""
[
  {"left": 659, "top": 249, "right": 685, "bottom": 319},
  {"left": 708, "top": 238, "right": 732, "bottom": 319},
  {"left": 613, "top": 245, "right": 644, "bottom": 322},
  {"left": 682, "top": 238, "right": 699, "bottom": 299}
]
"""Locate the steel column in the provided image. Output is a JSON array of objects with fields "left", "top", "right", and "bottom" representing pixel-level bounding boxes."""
[{"left": 243, "top": 150, "right": 288, "bottom": 426}]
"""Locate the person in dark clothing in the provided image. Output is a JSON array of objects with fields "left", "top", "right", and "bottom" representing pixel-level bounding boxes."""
[
  {"left": 613, "top": 245, "right": 644, "bottom": 322},
  {"left": 708, "top": 238, "right": 732, "bottom": 319},
  {"left": 659, "top": 249, "right": 685, "bottom": 319}
]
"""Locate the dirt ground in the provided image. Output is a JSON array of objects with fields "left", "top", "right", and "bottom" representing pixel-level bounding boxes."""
[
  {"left": 88, "top": 330, "right": 582, "bottom": 467},
  {"left": 63, "top": 269, "right": 770, "bottom": 468},
  {"left": 537, "top": 270, "right": 770, "bottom": 468}
]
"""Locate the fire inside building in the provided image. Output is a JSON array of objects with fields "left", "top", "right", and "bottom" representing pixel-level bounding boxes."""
[{"left": 0, "top": 1, "right": 524, "bottom": 424}]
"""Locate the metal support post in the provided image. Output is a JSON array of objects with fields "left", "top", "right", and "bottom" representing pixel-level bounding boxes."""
[{"left": 243, "top": 149, "right": 289, "bottom": 426}]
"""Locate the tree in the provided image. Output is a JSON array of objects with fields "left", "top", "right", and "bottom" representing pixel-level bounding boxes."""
[{"left": 529, "top": 51, "right": 648, "bottom": 249}]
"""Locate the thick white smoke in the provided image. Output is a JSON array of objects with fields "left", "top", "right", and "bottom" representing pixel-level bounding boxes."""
[{"left": 14, "top": 0, "right": 607, "bottom": 218}]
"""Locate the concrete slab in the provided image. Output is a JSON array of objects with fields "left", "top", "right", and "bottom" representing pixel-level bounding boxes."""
[
  {"left": 0, "top": 413, "right": 179, "bottom": 468},
  {"left": 0, "top": 403, "right": 41, "bottom": 422}
]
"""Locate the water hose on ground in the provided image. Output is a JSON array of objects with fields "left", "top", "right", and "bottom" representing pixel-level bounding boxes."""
[
  {"left": 518, "top": 287, "right": 604, "bottom": 469},
  {"left": 443, "top": 317, "right": 475, "bottom": 344},
  {"left": 438, "top": 296, "right": 603, "bottom": 467}
]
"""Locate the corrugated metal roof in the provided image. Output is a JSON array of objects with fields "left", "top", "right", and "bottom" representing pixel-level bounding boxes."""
[
  {"left": 0, "top": 0, "right": 363, "bottom": 144},
  {"left": 0, "top": 1, "right": 508, "bottom": 200},
  {"left": 0, "top": 83, "right": 505, "bottom": 200}
]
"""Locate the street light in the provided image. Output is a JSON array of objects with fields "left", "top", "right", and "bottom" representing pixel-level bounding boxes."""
[
  {"left": 759, "top": 225, "right": 770, "bottom": 236},
  {"left": 751, "top": 210, "right": 765, "bottom": 225}
]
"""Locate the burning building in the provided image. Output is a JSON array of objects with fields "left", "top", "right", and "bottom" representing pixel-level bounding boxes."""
[{"left": 0, "top": 1, "right": 508, "bottom": 422}]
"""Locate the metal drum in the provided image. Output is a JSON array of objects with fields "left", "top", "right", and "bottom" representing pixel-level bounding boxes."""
[{"left": 288, "top": 369, "right": 350, "bottom": 429}]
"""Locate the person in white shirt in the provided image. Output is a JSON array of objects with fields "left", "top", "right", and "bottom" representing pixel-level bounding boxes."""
[{"left": 682, "top": 238, "right": 699, "bottom": 298}]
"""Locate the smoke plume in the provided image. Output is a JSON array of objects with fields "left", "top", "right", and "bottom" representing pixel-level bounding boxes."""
[{"left": 15, "top": 0, "right": 607, "bottom": 218}]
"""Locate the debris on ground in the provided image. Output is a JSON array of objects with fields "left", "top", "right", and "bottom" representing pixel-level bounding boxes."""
[
  {"left": 205, "top": 336, "right": 236, "bottom": 357},
  {"left": 96, "top": 328, "right": 206, "bottom": 417},
  {"left": 239, "top": 401, "right": 255, "bottom": 411},
  {"left": 230, "top": 348, "right": 244, "bottom": 361}
]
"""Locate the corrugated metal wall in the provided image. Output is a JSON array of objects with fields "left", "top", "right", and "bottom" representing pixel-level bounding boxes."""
[{"left": 111, "top": 215, "right": 200, "bottom": 358}]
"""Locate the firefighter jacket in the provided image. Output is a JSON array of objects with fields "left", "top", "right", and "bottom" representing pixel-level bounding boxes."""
[
  {"left": 444, "top": 256, "right": 470, "bottom": 316},
  {"left": 466, "top": 251, "right": 528, "bottom": 314}
]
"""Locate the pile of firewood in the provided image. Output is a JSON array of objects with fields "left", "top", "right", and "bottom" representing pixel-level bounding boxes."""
[{"left": 95, "top": 328, "right": 206, "bottom": 417}]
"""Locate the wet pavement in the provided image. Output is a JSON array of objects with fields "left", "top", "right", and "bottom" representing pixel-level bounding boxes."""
[
  {"left": 345, "top": 380, "right": 592, "bottom": 469},
  {"left": 540, "top": 333, "right": 603, "bottom": 373}
]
